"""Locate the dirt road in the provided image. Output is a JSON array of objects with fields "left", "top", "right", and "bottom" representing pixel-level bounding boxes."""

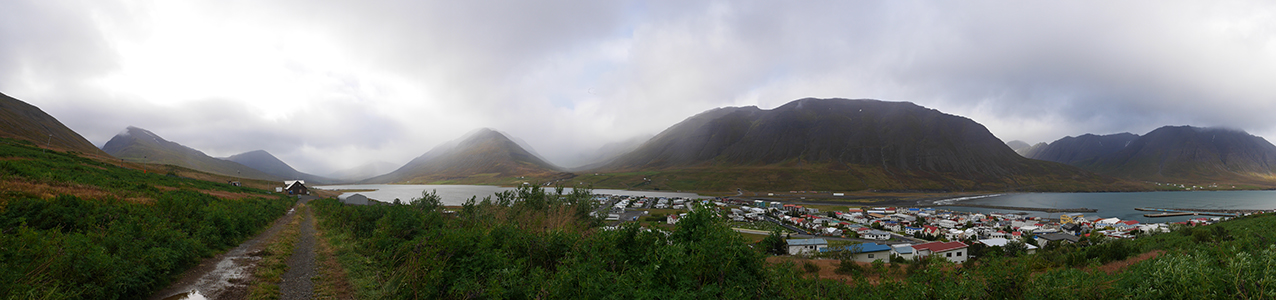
[
  {"left": 281, "top": 204, "right": 317, "bottom": 300},
  {"left": 150, "top": 195, "right": 318, "bottom": 300}
]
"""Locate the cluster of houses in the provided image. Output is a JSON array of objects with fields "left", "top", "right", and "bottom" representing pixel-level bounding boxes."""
[
  {"left": 602, "top": 195, "right": 698, "bottom": 210},
  {"left": 787, "top": 238, "right": 973, "bottom": 264},
  {"left": 767, "top": 203, "right": 1190, "bottom": 242},
  {"left": 709, "top": 198, "right": 1241, "bottom": 264}
]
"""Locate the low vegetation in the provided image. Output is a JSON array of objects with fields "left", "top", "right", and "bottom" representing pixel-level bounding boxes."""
[
  {"left": 314, "top": 181, "right": 1276, "bottom": 298},
  {"left": 0, "top": 138, "right": 295, "bottom": 299}
]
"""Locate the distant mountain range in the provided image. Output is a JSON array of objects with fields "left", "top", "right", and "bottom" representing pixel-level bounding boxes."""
[
  {"left": 1005, "top": 140, "right": 1031, "bottom": 152},
  {"left": 102, "top": 127, "right": 279, "bottom": 181},
  {"left": 326, "top": 161, "right": 398, "bottom": 182},
  {"left": 0, "top": 92, "right": 108, "bottom": 156},
  {"left": 1025, "top": 133, "right": 1140, "bottom": 165},
  {"left": 567, "top": 134, "right": 654, "bottom": 171},
  {"left": 15, "top": 87, "right": 1269, "bottom": 191},
  {"left": 1025, "top": 126, "right": 1276, "bottom": 186},
  {"left": 587, "top": 98, "right": 1128, "bottom": 192},
  {"left": 225, "top": 150, "right": 334, "bottom": 184},
  {"left": 364, "top": 128, "right": 568, "bottom": 184}
]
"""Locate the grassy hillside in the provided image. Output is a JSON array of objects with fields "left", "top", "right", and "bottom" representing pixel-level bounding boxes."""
[
  {"left": 0, "top": 92, "right": 108, "bottom": 157},
  {"left": 0, "top": 138, "right": 295, "bottom": 299},
  {"left": 578, "top": 161, "right": 1149, "bottom": 193}
]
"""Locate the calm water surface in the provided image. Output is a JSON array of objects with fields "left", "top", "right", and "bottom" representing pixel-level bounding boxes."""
[
  {"left": 942, "top": 191, "right": 1276, "bottom": 223},
  {"left": 314, "top": 184, "right": 707, "bottom": 206}
]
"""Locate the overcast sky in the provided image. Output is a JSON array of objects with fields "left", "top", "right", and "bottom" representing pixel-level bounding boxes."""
[{"left": 3, "top": 0, "right": 1276, "bottom": 174}]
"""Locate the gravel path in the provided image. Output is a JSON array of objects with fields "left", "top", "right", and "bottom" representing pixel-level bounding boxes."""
[
  {"left": 281, "top": 204, "right": 317, "bottom": 300},
  {"left": 150, "top": 196, "right": 316, "bottom": 300}
]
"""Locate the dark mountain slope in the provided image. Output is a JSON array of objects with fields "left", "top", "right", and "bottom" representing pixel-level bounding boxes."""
[
  {"left": 1026, "top": 133, "right": 1140, "bottom": 165},
  {"left": 592, "top": 98, "right": 1131, "bottom": 192},
  {"left": 225, "top": 150, "right": 334, "bottom": 183},
  {"left": 102, "top": 126, "right": 278, "bottom": 181},
  {"left": 364, "top": 128, "right": 567, "bottom": 184},
  {"left": 0, "top": 92, "right": 107, "bottom": 156},
  {"left": 1086, "top": 126, "right": 1276, "bottom": 184}
]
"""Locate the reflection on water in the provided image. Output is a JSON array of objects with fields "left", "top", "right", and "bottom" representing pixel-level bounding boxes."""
[{"left": 161, "top": 290, "right": 206, "bottom": 300}]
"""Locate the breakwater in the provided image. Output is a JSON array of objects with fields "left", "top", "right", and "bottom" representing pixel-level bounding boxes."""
[{"left": 1136, "top": 207, "right": 1248, "bottom": 218}]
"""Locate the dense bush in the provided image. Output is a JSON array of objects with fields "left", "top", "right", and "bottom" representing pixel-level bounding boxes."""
[{"left": 0, "top": 192, "right": 292, "bottom": 299}]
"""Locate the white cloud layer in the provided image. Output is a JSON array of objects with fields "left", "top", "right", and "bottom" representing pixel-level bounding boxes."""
[{"left": 3, "top": 0, "right": 1275, "bottom": 173}]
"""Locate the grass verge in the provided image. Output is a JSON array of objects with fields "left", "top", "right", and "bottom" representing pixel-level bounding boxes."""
[
  {"left": 312, "top": 213, "right": 356, "bottom": 300},
  {"left": 246, "top": 205, "right": 302, "bottom": 300},
  {"left": 313, "top": 211, "right": 387, "bottom": 299}
]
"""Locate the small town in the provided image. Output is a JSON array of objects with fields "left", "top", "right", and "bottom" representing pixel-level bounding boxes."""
[{"left": 593, "top": 193, "right": 1249, "bottom": 264}]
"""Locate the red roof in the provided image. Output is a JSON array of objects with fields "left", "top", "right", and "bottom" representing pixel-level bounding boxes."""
[
  {"left": 912, "top": 241, "right": 968, "bottom": 253},
  {"left": 1121, "top": 220, "right": 1140, "bottom": 225}
]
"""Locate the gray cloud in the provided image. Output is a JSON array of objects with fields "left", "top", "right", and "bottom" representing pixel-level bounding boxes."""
[{"left": 3, "top": 0, "right": 1275, "bottom": 173}]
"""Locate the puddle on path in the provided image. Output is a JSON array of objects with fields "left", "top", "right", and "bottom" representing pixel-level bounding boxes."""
[{"left": 160, "top": 290, "right": 207, "bottom": 300}]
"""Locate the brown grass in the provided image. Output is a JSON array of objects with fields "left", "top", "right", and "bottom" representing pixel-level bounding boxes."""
[
  {"left": 1, "top": 179, "right": 124, "bottom": 201},
  {"left": 767, "top": 257, "right": 905, "bottom": 284},
  {"left": 1091, "top": 250, "right": 1164, "bottom": 274}
]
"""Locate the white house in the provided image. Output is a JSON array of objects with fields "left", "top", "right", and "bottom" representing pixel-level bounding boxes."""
[
  {"left": 976, "top": 237, "right": 1038, "bottom": 255},
  {"left": 863, "top": 230, "right": 891, "bottom": 240},
  {"left": 911, "top": 241, "right": 970, "bottom": 263},
  {"left": 787, "top": 238, "right": 829, "bottom": 255},
  {"left": 892, "top": 245, "right": 915, "bottom": 260}
]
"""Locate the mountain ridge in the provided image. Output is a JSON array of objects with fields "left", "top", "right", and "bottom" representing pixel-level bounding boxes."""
[
  {"left": 364, "top": 128, "right": 568, "bottom": 184},
  {"left": 586, "top": 98, "right": 1132, "bottom": 192},
  {"left": 1027, "top": 126, "right": 1276, "bottom": 187},
  {"left": 225, "top": 150, "right": 334, "bottom": 183},
  {"left": 102, "top": 126, "right": 280, "bottom": 181}
]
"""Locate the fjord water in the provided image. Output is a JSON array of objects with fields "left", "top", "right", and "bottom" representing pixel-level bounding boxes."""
[
  {"left": 315, "top": 184, "right": 705, "bottom": 206},
  {"left": 943, "top": 191, "right": 1276, "bottom": 223}
]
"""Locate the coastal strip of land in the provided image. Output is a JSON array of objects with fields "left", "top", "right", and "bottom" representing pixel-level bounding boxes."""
[{"left": 931, "top": 204, "right": 1097, "bottom": 213}]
